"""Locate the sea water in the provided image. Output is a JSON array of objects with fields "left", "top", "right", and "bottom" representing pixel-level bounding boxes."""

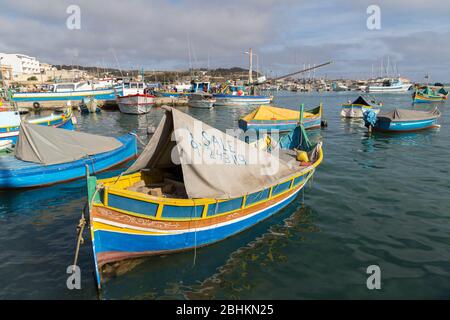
[{"left": 0, "top": 91, "right": 449, "bottom": 299}]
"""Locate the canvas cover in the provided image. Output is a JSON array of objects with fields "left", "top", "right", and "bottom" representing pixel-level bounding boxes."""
[
  {"left": 378, "top": 108, "right": 440, "bottom": 122},
  {"left": 126, "top": 107, "right": 302, "bottom": 199},
  {"left": 15, "top": 122, "right": 123, "bottom": 165},
  {"left": 241, "top": 105, "right": 317, "bottom": 122}
]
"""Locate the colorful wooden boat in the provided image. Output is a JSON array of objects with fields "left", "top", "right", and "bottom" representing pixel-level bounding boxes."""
[
  {"left": 0, "top": 123, "right": 138, "bottom": 188},
  {"left": 79, "top": 97, "right": 101, "bottom": 114},
  {"left": 341, "top": 96, "right": 381, "bottom": 118},
  {"left": 213, "top": 85, "right": 272, "bottom": 106},
  {"left": 363, "top": 108, "right": 441, "bottom": 133},
  {"left": 413, "top": 86, "right": 448, "bottom": 103},
  {"left": 367, "top": 77, "right": 412, "bottom": 93},
  {"left": 0, "top": 139, "right": 13, "bottom": 153},
  {"left": 117, "top": 93, "right": 156, "bottom": 115},
  {"left": 0, "top": 108, "right": 76, "bottom": 144},
  {"left": 86, "top": 107, "right": 323, "bottom": 288},
  {"left": 238, "top": 104, "right": 322, "bottom": 133}
]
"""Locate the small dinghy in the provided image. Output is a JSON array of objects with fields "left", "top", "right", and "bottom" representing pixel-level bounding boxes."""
[
  {"left": 84, "top": 106, "right": 323, "bottom": 288},
  {"left": 0, "top": 108, "right": 76, "bottom": 144},
  {"left": 341, "top": 96, "right": 381, "bottom": 118},
  {"left": 363, "top": 108, "right": 441, "bottom": 133},
  {"left": 0, "top": 122, "right": 137, "bottom": 188},
  {"left": 238, "top": 104, "right": 322, "bottom": 133}
]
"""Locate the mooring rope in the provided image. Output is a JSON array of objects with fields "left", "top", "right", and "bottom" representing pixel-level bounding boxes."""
[{"left": 72, "top": 184, "right": 103, "bottom": 272}]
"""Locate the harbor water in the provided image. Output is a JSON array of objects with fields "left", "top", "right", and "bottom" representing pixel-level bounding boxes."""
[{"left": 0, "top": 91, "right": 449, "bottom": 299}]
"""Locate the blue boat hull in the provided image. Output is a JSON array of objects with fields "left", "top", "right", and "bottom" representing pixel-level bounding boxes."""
[
  {"left": 375, "top": 118, "right": 439, "bottom": 132},
  {"left": 0, "top": 134, "right": 137, "bottom": 188},
  {"left": 93, "top": 182, "right": 303, "bottom": 257}
]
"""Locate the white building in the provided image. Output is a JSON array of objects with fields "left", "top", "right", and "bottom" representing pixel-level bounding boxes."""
[{"left": 0, "top": 53, "right": 41, "bottom": 77}]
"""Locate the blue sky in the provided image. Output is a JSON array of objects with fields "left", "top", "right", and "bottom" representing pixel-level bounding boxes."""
[{"left": 0, "top": 0, "right": 449, "bottom": 81}]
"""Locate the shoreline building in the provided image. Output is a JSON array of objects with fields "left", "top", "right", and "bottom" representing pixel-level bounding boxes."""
[{"left": 0, "top": 53, "right": 41, "bottom": 78}]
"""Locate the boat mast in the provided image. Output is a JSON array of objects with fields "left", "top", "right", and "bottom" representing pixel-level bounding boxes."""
[{"left": 248, "top": 48, "right": 253, "bottom": 85}]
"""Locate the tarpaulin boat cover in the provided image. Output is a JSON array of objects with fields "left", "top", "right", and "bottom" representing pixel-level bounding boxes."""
[
  {"left": 377, "top": 108, "right": 440, "bottom": 122},
  {"left": 126, "top": 107, "right": 303, "bottom": 199},
  {"left": 241, "top": 105, "right": 318, "bottom": 122},
  {"left": 15, "top": 122, "right": 123, "bottom": 165}
]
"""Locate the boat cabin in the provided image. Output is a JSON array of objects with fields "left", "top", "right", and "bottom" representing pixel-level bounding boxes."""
[{"left": 121, "top": 82, "right": 148, "bottom": 96}]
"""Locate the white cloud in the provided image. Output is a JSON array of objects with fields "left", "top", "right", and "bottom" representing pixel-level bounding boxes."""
[{"left": 0, "top": 0, "right": 449, "bottom": 80}]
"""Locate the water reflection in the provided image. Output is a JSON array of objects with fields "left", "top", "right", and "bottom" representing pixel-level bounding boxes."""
[{"left": 100, "top": 199, "right": 319, "bottom": 300}]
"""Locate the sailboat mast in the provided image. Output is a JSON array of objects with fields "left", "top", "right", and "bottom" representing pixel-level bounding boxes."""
[{"left": 248, "top": 48, "right": 253, "bottom": 84}]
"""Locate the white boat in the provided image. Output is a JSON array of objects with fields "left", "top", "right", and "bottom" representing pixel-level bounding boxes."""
[
  {"left": 341, "top": 96, "right": 381, "bottom": 118},
  {"left": 188, "top": 92, "right": 216, "bottom": 109},
  {"left": 367, "top": 78, "right": 412, "bottom": 93},
  {"left": 117, "top": 94, "right": 156, "bottom": 115},
  {"left": 332, "top": 82, "right": 349, "bottom": 92}
]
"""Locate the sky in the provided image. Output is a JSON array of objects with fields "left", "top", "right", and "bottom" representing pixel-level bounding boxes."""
[{"left": 0, "top": 0, "right": 450, "bottom": 81}]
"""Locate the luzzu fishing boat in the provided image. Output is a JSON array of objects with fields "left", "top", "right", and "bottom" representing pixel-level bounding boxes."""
[
  {"left": 213, "top": 85, "right": 273, "bottom": 106},
  {"left": 0, "top": 123, "right": 137, "bottom": 188},
  {"left": 117, "top": 93, "right": 156, "bottom": 115},
  {"left": 238, "top": 104, "right": 322, "bottom": 132},
  {"left": 86, "top": 107, "right": 323, "bottom": 288},
  {"left": 412, "top": 86, "right": 449, "bottom": 103},
  {"left": 341, "top": 96, "right": 381, "bottom": 118},
  {"left": 363, "top": 108, "right": 441, "bottom": 133},
  {"left": 0, "top": 108, "right": 76, "bottom": 143}
]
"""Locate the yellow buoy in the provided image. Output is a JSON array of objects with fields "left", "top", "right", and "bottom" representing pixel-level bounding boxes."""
[{"left": 296, "top": 150, "right": 309, "bottom": 162}]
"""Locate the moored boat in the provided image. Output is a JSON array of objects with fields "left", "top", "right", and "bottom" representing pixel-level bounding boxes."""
[
  {"left": 366, "top": 77, "right": 412, "bottom": 93},
  {"left": 412, "top": 86, "right": 448, "bottom": 103},
  {"left": 341, "top": 96, "right": 381, "bottom": 118},
  {"left": 12, "top": 82, "right": 119, "bottom": 105},
  {"left": 79, "top": 97, "right": 101, "bottom": 114},
  {"left": 85, "top": 106, "right": 323, "bottom": 288},
  {"left": 0, "top": 139, "right": 13, "bottom": 153},
  {"left": 0, "top": 108, "right": 76, "bottom": 144},
  {"left": 117, "top": 93, "right": 156, "bottom": 115},
  {"left": 0, "top": 122, "right": 138, "bottom": 188},
  {"left": 187, "top": 92, "right": 215, "bottom": 109},
  {"left": 238, "top": 104, "right": 322, "bottom": 132},
  {"left": 363, "top": 108, "right": 441, "bottom": 133}
]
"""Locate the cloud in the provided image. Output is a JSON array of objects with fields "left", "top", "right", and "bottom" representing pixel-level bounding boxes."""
[{"left": 0, "top": 0, "right": 449, "bottom": 81}]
